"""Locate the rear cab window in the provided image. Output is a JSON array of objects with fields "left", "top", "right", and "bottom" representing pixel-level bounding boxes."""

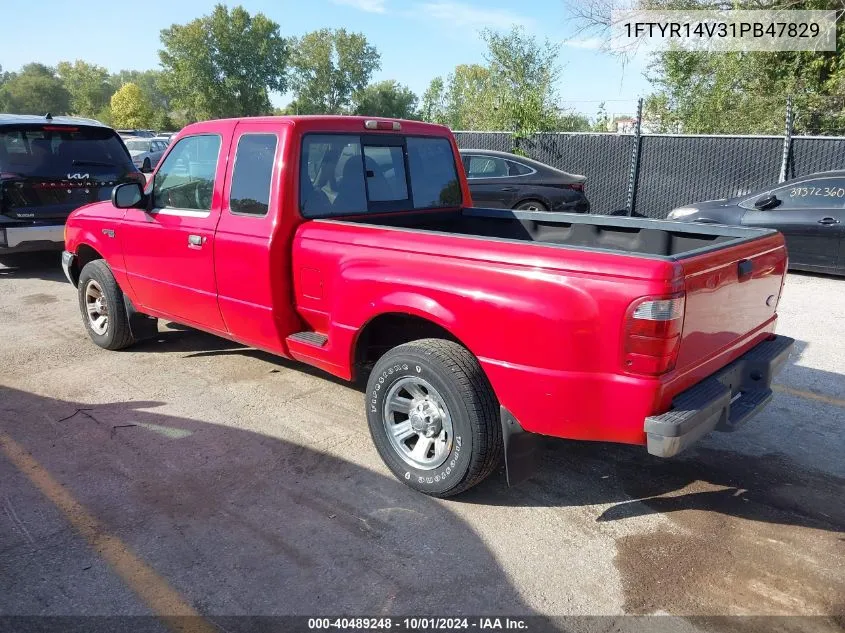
[{"left": 299, "top": 133, "right": 461, "bottom": 218}]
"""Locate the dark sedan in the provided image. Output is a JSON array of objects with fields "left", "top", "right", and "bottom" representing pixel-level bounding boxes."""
[
  {"left": 459, "top": 149, "right": 589, "bottom": 213},
  {"left": 668, "top": 170, "right": 845, "bottom": 275}
]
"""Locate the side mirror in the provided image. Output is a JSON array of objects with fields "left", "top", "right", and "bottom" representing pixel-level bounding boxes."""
[
  {"left": 112, "top": 182, "right": 144, "bottom": 209},
  {"left": 140, "top": 163, "right": 153, "bottom": 174},
  {"left": 754, "top": 194, "right": 780, "bottom": 210}
]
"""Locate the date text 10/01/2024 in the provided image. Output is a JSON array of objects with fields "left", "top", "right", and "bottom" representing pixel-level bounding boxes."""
[{"left": 307, "top": 618, "right": 529, "bottom": 630}]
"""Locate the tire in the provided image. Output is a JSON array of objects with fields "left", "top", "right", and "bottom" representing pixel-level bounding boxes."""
[
  {"left": 142, "top": 158, "right": 151, "bottom": 173},
  {"left": 515, "top": 200, "right": 548, "bottom": 212},
  {"left": 77, "top": 260, "right": 135, "bottom": 351},
  {"left": 365, "top": 338, "right": 502, "bottom": 497}
]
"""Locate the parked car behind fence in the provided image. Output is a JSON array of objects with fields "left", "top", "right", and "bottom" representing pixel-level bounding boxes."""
[
  {"left": 459, "top": 149, "right": 589, "bottom": 213},
  {"left": 668, "top": 170, "right": 845, "bottom": 276}
]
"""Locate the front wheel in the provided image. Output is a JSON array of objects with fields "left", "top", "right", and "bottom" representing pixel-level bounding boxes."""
[
  {"left": 77, "top": 260, "right": 135, "bottom": 350},
  {"left": 365, "top": 338, "right": 503, "bottom": 497}
]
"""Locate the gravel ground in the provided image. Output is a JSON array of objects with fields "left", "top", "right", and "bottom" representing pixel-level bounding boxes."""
[{"left": 0, "top": 253, "right": 842, "bottom": 631}]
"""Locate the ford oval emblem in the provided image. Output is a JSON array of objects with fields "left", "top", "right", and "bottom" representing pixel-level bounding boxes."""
[{"left": 766, "top": 294, "right": 776, "bottom": 307}]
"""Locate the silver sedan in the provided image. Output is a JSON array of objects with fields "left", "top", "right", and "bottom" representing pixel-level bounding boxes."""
[{"left": 125, "top": 137, "right": 168, "bottom": 173}]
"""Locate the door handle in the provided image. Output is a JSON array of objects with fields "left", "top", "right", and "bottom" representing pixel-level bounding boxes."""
[
  {"left": 188, "top": 234, "right": 205, "bottom": 247},
  {"left": 500, "top": 186, "right": 518, "bottom": 192},
  {"left": 817, "top": 217, "right": 840, "bottom": 225}
]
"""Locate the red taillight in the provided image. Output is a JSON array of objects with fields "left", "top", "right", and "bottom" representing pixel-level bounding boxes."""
[
  {"left": 43, "top": 126, "right": 77, "bottom": 132},
  {"left": 569, "top": 183, "right": 584, "bottom": 192},
  {"left": 364, "top": 120, "right": 401, "bottom": 131},
  {"left": 623, "top": 293, "right": 685, "bottom": 376}
]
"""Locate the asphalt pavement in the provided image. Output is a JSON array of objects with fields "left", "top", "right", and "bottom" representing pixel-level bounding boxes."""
[{"left": 0, "top": 253, "right": 842, "bottom": 631}]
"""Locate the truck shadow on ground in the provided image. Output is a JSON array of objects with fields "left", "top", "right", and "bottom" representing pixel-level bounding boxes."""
[
  {"left": 139, "top": 326, "right": 844, "bottom": 537},
  {"left": 0, "top": 385, "right": 540, "bottom": 618},
  {"left": 0, "top": 252, "right": 65, "bottom": 282},
  {"left": 465, "top": 338, "right": 844, "bottom": 532}
]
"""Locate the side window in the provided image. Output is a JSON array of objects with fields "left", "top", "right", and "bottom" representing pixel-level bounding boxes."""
[
  {"left": 229, "top": 133, "right": 278, "bottom": 217},
  {"left": 773, "top": 178, "right": 845, "bottom": 209},
  {"left": 467, "top": 155, "right": 508, "bottom": 178},
  {"left": 153, "top": 135, "right": 221, "bottom": 212},
  {"left": 506, "top": 160, "right": 533, "bottom": 176}
]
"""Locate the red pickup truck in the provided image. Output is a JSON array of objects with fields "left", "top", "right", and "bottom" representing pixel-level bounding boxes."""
[{"left": 62, "top": 116, "right": 793, "bottom": 497}]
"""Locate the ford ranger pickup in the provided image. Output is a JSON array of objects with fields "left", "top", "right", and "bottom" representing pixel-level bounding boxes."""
[{"left": 61, "top": 116, "right": 794, "bottom": 496}]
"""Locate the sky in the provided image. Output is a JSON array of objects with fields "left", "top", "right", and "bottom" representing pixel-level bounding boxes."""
[{"left": 0, "top": 0, "right": 651, "bottom": 118}]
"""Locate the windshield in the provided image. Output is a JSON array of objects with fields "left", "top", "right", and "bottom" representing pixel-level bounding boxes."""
[
  {"left": 0, "top": 125, "right": 134, "bottom": 177},
  {"left": 125, "top": 140, "right": 151, "bottom": 151}
]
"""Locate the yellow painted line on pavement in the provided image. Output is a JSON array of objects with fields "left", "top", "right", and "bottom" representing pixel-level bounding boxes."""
[
  {"left": 0, "top": 431, "right": 217, "bottom": 633},
  {"left": 773, "top": 384, "right": 845, "bottom": 409}
]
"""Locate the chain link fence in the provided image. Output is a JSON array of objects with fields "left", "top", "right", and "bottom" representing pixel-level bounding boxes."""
[
  {"left": 454, "top": 97, "right": 845, "bottom": 219},
  {"left": 634, "top": 135, "right": 785, "bottom": 218}
]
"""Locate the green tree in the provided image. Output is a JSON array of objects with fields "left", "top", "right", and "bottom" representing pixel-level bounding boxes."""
[
  {"left": 592, "top": 101, "right": 609, "bottom": 132},
  {"left": 110, "top": 83, "right": 153, "bottom": 128},
  {"left": 112, "top": 70, "right": 169, "bottom": 116},
  {"left": 0, "top": 63, "right": 70, "bottom": 115},
  {"left": 289, "top": 28, "right": 381, "bottom": 114},
  {"left": 420, "top": 27, "right": 564, "bottom": 134},
  {"left": 158, "top": 4, "right": 288, "bottom": 120},
  {"left": 0, "top": 66, "right": 9, "bottom": 111},
  {"left": 421, "top": 76, "right": 448, "bottom": 124},
  {"left": 571, "top": 0, "right": 845, "bottom": 134},
  {"left": 445, "top": 64, "right": 496, "bottom": 130},
  {"left": 556, "top": 112, "right": 592, "bottom": 131},
  {"left": 481, "top": 26, "right": 563, "bottom": 138},
  {"left": 57, "top": 60, "right": 112, "bottom": 118},
  {"left": 353, "top": 80, "right": 418, "bottom": 118}
]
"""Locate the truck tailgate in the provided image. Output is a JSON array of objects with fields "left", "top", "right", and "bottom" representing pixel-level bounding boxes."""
[{"left": 675, "top": 233, "right": 787, "bottom": 372}]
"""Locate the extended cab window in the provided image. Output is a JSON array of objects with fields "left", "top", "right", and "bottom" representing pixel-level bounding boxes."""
[
  {"left": 153, "top": 134, "right": 221, "bottom": 212},
  {"left": 466, "top": 155, "right": 508, "bottom": 179},
  {"left": 229, "top": 133, "right": 278, "bottom": 216},
  {"left": 300, "top": 134, "right": 461, "bottom": 218}
]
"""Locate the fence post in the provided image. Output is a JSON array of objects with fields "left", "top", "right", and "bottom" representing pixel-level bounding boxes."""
[
  {"left": 624, "top": 98, "right": 644, "bottom": 216},
  {"left": 779, "top": 96, "right": 794, "bottom": 183}
]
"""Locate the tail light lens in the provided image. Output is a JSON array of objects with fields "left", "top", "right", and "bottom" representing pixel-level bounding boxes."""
[
  {"left": 623, "top": 293, "right": 686, "bottom": 376},
  {"left": 569, "top": 183, "right": 584, "bottom": 192}
]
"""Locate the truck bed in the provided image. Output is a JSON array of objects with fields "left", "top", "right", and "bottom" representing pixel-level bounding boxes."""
[{"left": 345, "top": 207, "right": 774, "bottom": 259}]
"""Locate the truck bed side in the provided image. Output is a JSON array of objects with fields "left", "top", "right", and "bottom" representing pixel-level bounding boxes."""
[{"left": 291, "top": 213, "right": 786, "bottom": 445}]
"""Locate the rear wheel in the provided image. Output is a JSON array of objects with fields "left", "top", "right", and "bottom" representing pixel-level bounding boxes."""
[
  {"left": 77, "top": 260, "right": 135, "bottom": 350},
  {"left": 365, "top": 338, "right": 503, "bottom": 497},
  {"left": 515, "top": 200, "right": 548, "bottom": 212}
]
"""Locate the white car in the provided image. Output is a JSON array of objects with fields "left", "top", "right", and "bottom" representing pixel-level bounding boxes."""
[{"left": 124, "top": 137, "right": 168, "bottom": 173}]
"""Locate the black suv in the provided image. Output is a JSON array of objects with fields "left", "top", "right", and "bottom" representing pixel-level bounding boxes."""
[{"left": 0, "top": 114, "right": 143, "bottom": 254}]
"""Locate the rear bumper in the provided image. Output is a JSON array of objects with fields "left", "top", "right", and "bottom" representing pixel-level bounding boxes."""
[
  {"left": 0, "top": 224, "right": 64, "bottom": 254},
  {"left": 644, "top": 334, "right": 794, "bottom": 457}
]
